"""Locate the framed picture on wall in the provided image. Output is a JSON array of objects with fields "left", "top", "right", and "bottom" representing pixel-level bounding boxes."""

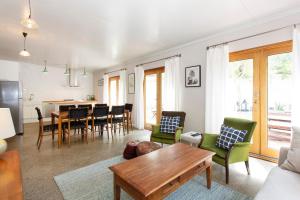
[
  {"left": 128, "top": 73, "right": 135, "bottom": 94},
  {"left": 98, "top": 78, "right": 104, "bottom": 86},
  {"left": 185, "top": 65, "right": 201, "bottom": 87}
]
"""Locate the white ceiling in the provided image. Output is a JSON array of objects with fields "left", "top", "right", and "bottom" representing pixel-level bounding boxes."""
[{"left": 1, "top": 0, "right": 300, "bottom": 70}]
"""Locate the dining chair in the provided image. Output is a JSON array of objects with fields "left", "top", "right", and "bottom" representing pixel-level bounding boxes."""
[
  {"left": 90, "top": 106, "right": 111, "bottom": 138},
  {"left": 35, "top": 107, "right": 59, "bottom": 150},
  {"left": 65, "top": 108, "right": 89, "bottom": 145},
  {"left": 78, "top": 104, "right": 93, "bottom": 110},
  {"left": 125, "top": 103, "right": 133, "bottom": 131},
  {"left": 95, "top": 103, "right": 107, "bottom": 107},
  {"left": 110, "top": 105, "right": 126, "bottom": 135},
  {"left": 59, "top": 105, "right": 76, "bottom": 112}
]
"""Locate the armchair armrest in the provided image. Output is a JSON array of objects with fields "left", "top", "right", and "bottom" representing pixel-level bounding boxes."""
[
  {"left": 151, "top": 125, "right": 160, "bottom": 135},
  {"left": 228, "top": 142, "right": 251, "bottom": 163},
  {"left": 199, "top": 133, "right": 219, "bottom": 148},
  {"left": 175, "top": 127, "right": 183, "bottom": 142}
]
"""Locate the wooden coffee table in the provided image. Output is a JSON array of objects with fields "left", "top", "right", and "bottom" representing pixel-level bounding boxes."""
[{"left": 109, "top": 143, "right": 215, "bottom": 200}]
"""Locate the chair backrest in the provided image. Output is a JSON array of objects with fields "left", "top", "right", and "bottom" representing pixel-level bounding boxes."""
[
  {"left": 223, "top": 117, "right": 257, "bottom": 142},
  {"left": 59, "top": 105, "right": 76, "bottom": 112},
  {"left": 161, "top": 111, "right": 186, "bottom": 128},
  {"left": 95, "top": 103, "right": 107, "bottom": 107},
  {"left": 35, "top": 107, "right": 43, "bottom": 120},
  {"left": 78, "top": 104, "right": 92, "bottom": 110},
  {"left": 125, "top": 103, "right": 133, "bottom": 112},
  {"left": 93, "top": 106, "right": 109, "bottom": 118},
  {"left": 68, "top": 108, "right": 88, "bottom": 120},
  {"left": 111, "top": 105, "right": 125, "bottom": 116}
]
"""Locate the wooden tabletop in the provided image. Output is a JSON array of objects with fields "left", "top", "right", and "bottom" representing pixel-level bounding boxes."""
[
  {"left": 109, "top": 143, "right": 214, "bottom": 197},
  {"left": 0, "top": 150, "right": 23, "bottom": 200}
]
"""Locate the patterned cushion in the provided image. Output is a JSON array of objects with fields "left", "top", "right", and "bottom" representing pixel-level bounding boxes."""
[
  {"left": 216, "top": 124, "right": 248, "bottom": 150},
  {"left": 160, "top": 116, "right": 180, "bottom": 134}
]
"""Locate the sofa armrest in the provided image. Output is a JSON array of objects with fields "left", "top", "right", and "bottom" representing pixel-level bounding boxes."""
[
  {"left": 228, "top": 142, "right": 251, "bottom": 163},
  {"left": 151, "top": 125, "right": 160, "bottom": 135},
  {"left": 278, "top": 147, "right": 289, "bottom": 166},
  {"left": 199, "top": 133, "right": 218, "bottom": 148}
]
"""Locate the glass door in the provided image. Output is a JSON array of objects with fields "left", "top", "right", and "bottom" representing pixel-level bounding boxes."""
[
  {"left": 109, "top": 76, "right": 120, "bottom": 106},
  {"left": 144, "top": 67, "right": 165, "bottom": 129},
  {"left": 261, "top": 47, "right": 292, "bottom": 158}
]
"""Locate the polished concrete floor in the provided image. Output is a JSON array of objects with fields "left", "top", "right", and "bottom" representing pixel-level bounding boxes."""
[{"left": 7, "top": 123, "right": 275, "bottom": 200}]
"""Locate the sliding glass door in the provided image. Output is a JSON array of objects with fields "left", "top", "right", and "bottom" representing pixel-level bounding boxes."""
[
  {"left": 144, "top": 67, "right": 165, "bottom": 129},
  {"left": 229, "top": 41, "right": 292, "bottom": 159}
]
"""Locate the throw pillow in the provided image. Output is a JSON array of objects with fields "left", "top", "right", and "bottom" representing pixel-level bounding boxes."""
[
  {"left": 280, "top": 148, "right": 300, "bottom": 174},
  {"left": 216, "top": 124, "right": 248, "bottom": 150},
  {"left": 291, "top": 126, "right": 300, "bottom": 148},
  {"left": 160, "top": 116, "right": 180, "bottom": 134}
]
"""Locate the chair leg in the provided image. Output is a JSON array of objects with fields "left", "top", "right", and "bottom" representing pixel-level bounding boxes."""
[
  {"left": 119, "top": 123, "right": 121, "bottom": 135},
  {"left": 38, "top": 135, "right": 43, "bottom": 150},
  {"left": 36, "top": 135, "right": 41, "bottom": 146},
  {"left": 245, "top": 161, "right": 250, "bottom": 175},
  {"left": 225, "top": 164, "right": 229, "bottom": 184}
]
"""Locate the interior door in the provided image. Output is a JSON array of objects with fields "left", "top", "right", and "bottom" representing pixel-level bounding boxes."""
[{"left": 109, "top": 76, "right": 120, "bottom": 106}]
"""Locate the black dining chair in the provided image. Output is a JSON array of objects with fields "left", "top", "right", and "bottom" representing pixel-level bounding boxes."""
[
  {"left": 125, "top": 103, "right": 133, "bottom": 132},
  {"left": 90, "top": 106, "right": 111, "bottom": 138},
  {"left": 95, "top": 103, "right": 107, "bottom": 107},
  {"left": 110, "top": 105, "right": 126, "bottom": 135},
  {"left": 35, "top": 107, "right": 59, "bottom": 150},
  {"left": 78, "top": 104, "right": 93, "bottom": 110},
  {"left": 64, "top": 108, "right": 89, "bottom": 145},
  {"left": 59, "top": 105, "right": 76, "bottom": 112}
]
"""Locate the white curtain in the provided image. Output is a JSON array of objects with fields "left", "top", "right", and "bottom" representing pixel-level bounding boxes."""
[
  {"left": 135, "top": 67, "right": 144, "bottom": 129},
  {"left": 103, "top": 74, "right": 109, "bottom": 104},
  {"left": 205, "top": 44, "right": 229, "bottom": 133},
  {"left": 163, "top": 57, "right": 181, "bottom": 111},
  {"left": 119, "top": 70, "right": 127, "bottom": 105},
  {"left": 292, "top": 26, "right": 300, "bottom": 126}
]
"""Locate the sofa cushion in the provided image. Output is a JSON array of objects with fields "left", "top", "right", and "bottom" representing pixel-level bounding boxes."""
[
  {"left": 151, "top": 132, "right": 174, "bottom": 140},
  {"left": 160, "top": 116, "right": 180, "bottom": 134},
  {"left": 216, "top": 124, "right": 247, "bottom": 150},
  {"left": 254, "top": 167, "right": 300, "bottom": 200},
  {"left": 291, "top": 126, "right": 300, "bottom": 148},
  {"left": 281, "top": 148, "right": 300, "bottom": 173}
]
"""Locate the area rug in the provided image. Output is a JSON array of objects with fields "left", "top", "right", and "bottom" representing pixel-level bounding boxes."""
[{"left": 54, "top": 156, "right": 253, "bottom": 200}]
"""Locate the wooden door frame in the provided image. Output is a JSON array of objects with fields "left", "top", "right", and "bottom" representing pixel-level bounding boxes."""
[
  {"left": 109, "top": 76, "right": 120, "bottom": 106},
  {"left": 143, "top": 67, "right": 165, "bottom": 130}
]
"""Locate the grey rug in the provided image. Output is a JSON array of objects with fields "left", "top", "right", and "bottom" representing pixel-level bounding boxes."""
[{"left": 54, "top": 156, "right": 253, "bottom": 200}]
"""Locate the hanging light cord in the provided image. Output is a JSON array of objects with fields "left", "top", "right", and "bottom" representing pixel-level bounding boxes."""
[
  {"left": 28, "top": 0, "right": 32, "bottom": 18},
  {"left": 23, "top": 33, "right": 27, "bottom": 50}
]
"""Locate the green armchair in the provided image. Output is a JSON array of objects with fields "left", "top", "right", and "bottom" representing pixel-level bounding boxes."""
[
  {"left": 199, "top": 117, "right": 256, "bottom": 184},
  {"left": 150, "top": 111, "right": 186, "bottom": 145}
]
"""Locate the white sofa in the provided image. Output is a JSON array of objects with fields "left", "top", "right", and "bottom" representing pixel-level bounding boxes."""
[{"left": 254, "top": 147, "right": 300, "bottom": 200}]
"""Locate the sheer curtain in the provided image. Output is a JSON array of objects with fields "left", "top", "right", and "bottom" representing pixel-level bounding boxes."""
[
  {"left": 205, "top": 44, "right": 229, "bottom": 133},
  {"left": 292, "top": 26, "right": 300, "bottom": 126},
  {"left": 135, "top": 67, "right": 144, "bottom": 129},
  {"left": 119, "top": 70, "right": 127, "bottom": 105},
  {"left": 103, "top": 74, "right": 109, "bottom": 104},
  {"left": 163, "top": 57, "right": 181, "bottom": 111}
]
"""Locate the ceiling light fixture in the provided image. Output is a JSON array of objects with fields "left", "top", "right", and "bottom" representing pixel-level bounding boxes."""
[
  {"left": 64, "top": 64, "right": 70, "bottom": 76},
  {"left": 82, "top": 67, "right": 87, "bottom": 77},
  {"left": 42, "top": 60, "right": 48, "bottom": 73},
  {"left": 21, "top": 0, "right": 38, "bottom": 29},
  {"left": 19, "top": 32, "right": 30, "bottom": 57}
]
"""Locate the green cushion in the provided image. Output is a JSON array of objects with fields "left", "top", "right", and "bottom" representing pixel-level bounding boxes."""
[
  {"left": 201, "top": 145, "right": 227, "bottom": 159},
  {"left": 151, "top": 132, "right": 174, "bottom": 140}
]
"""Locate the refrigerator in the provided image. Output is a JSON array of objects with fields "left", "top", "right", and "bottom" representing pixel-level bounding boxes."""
[{"left": 0, "top": 81, "right": 23, "bottom": 134}]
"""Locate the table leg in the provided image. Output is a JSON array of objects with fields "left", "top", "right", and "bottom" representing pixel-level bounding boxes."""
[
  {"left": 113, "top": 175, "right": 121, "bottom": 200},
  {"left": 58, "top": 116, "right": 62, "bottom": 148},
  {"left": 206, "top": 164, "right": 212, "bottom": 189}
]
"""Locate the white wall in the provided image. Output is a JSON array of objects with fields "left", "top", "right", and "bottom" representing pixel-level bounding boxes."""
[
  {"left": 94, "top": 11, "right": 298, "bottom": 132},
  {"left": 0, "top": 60, "right": 94, "bottom": 123}
]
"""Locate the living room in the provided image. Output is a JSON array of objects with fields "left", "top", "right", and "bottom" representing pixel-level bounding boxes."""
[{"left": 0, "top": 0, "right": 300, "bottom": 200}]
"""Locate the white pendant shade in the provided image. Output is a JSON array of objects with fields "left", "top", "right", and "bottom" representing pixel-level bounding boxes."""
[
  {"left": 21, "top": 17, "right": 38, "bottom": 29},
  {"left": 19, "top": 49, "right": 31, "bottom": 57},
  {"left": 0, "top": 108, "right": 16, "bottom": 139}
]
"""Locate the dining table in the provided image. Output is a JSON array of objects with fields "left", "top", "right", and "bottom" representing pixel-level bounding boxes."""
[{"left": 51, "top": 109, "right": 130, "bottom": 148}]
